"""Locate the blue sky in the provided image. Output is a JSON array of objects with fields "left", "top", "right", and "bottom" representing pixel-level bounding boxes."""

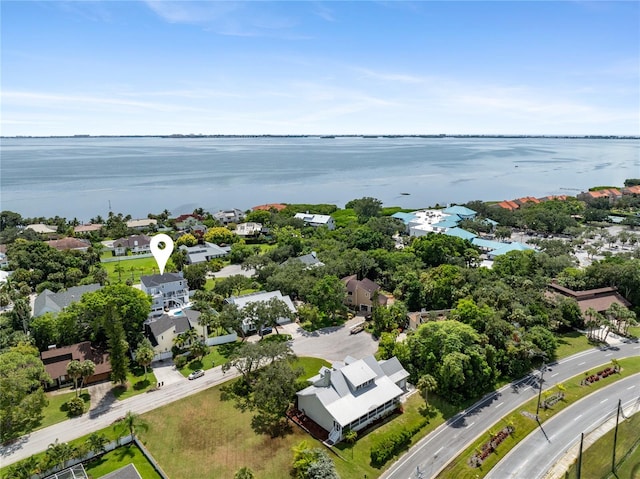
[{"left": 2, "top": 1, "right": 638, "bottom": 136}]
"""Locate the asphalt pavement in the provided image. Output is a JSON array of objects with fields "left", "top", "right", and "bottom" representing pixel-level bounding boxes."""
[
  {"left": 0, "top": 316, "right": 377, "bottom": 467},
  {"left": 486, "top": 373, "right": 640, "bottom": 479},
  {"left": 381, "top": 337, "right": 640, "bottom": 479}
]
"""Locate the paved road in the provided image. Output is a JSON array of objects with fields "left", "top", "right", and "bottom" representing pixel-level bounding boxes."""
[
  {"left": 0, "top": 316, "right": 377, "bottom": 467},
  {"left": 486, "top": 374, "right": 640, "bottom": 479},
  {"left": 381, "top": 337, "right": 640, "bottom": 479}
]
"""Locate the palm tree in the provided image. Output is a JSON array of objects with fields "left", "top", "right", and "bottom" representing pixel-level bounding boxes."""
[
  {"left": 66, "top": 360, "right": 83, "bottom": 397},
  {"left": 115, "top": 410, "right": 149, "bottom": 441},
  {"left": 135, "top": 339, "right": 155, "bottom": 380},
  {"left": 189, "top": 340, "right": 209, "bottom": 361},
  {"left": 79, "top": 360, "right": 96, "bottom": 393},
  {"left": 86, "top": 432, "right": 109, "bottom": 457},
  {"left": 417, "top": 374, "right": 438, "bottom": 405},
  {"left": 46, "top": 439, "right": 75, "bottom": 471}
]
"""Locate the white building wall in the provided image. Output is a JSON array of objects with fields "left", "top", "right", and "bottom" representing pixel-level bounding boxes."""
[{"left": 298, "top": 394, "right": 335, "bottom": 433}]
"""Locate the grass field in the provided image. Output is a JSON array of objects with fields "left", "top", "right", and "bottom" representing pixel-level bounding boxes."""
[
  {"left": 564, "top": 411, "right": 640, "bottom": 479},
  {"left": 139, "top": 358, "right": 332, "bottom": 479},
  {"left": 437, "top": 357, "right": 640, "bottom": 479},
  {"left": 555, "top": 330, "right": 596, "bottom": 359},
  {"left": 84, "top": 444, "right": 163, "bottom": 479},
  {"left": 36, "top": 391, "right": 91, "bottom": 430},
  {"left": 177, "top": 341, "right": 243, "bottom": 377},
  {"left": 101, "top": 256, "right": 164, "bottom": 284}
]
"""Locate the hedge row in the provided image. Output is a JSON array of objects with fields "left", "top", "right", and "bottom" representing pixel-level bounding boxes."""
[{"left": 370, "top": 418, "right": 427, "bottom": 467}]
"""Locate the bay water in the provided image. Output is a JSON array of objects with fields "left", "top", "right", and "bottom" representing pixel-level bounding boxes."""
[{"left": 1, "top": 136, "right": 638, "bottom": 221}]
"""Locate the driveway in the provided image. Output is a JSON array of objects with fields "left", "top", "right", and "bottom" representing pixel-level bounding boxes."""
[
  {"left": 282, "top": 316, "right": 378, "bottom": 362},
  {"left": 210, "top": 264, "right": 255, "bottom": 278}
]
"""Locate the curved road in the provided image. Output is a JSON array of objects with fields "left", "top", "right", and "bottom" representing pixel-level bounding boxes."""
[
  {"left": 382, "top": 338, "right": 640, "bottom": 479},
  {"left": 486, "top": 373, "right": 640, "bottom": 479}
]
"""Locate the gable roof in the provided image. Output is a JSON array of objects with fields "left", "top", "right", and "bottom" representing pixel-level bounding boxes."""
[
  {"left": 391, "top": 212, "right": 418, "bottom": 224},
  {"left": 282, "top": 252, "right": 324, "bottom": 268},
  {"left": 548, "top": 283, "right": 631, "bottom": 314},
  {"left": 294, "top": 213, "right": 333, "bottom": 225},
  {"left": 73, "top": 224, "right": 103, "bottom": 233},
  {"left": 46, "top": 237, "right": 91, "bottom": 251},
  {"left": 252, "top": 203, "right": 287, "bottom": 211},
  {"left": 41, "top": 341, "right": 111, "bottom": 381},
  {"left": 34, "top": 284, "right": 102, "bottom": 317},
  {"left": 140, "top": 272, "right": 185, "bottom": 288},
  {"left": 146, "top": 314, "right": 192, "bottom": 343},
  {"left": 342, "top": 275, "right": 380, "bottom": 295},
  {"left": 179, "top": 242, "right": 230, "bottom": 263},
  {"left": 26, "top": 223, "right": 58, "bottom": 234},
  {"left": 126, "top": 218, "right": 157, "bottom": 228},
  {"left": 297, "top": 355, "right": 408, "bottom": 427},
  {"left": 442, "top": 205, "right": 477, "bottom": 217},
  {"left": 113, "top": 234, "right": 151, "bottom": 248},
  {"left": 488, "top": 242, "right": 534, "bottom": 257},
  {"left": 226, "top": 290, "right": 296, "bottom": 313},
  {"left": 444, "top": 227, "right": 476, "bottom": 241}
]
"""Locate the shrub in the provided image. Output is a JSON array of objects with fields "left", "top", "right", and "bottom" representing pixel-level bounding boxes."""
[
  {"left": 67, "top": 397, "right": 85, "bottom": 416},
  {"left": 370, "top": 418, "right": 427, "bottom": 467},
  {"left": 174, "top": 355, "right": 188, "bottom": 369}
]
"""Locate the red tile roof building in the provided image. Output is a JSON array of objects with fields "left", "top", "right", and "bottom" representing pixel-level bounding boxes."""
[{"left": 252, "top": 203, "right": 287, "bottom": 212}]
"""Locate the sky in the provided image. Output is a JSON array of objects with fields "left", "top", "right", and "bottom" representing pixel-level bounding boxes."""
[{"left": 1, "top": 1, "right": 639, "bottom": 136}]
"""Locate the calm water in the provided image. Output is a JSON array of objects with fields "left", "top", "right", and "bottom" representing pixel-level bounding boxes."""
[{"left": 1, "top": 136, "right": 638, "bottom": 221}]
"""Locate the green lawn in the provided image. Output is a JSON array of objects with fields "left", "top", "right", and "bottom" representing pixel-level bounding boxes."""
[
  {"left": 555, "top": 330, "right": 596, "bottom": 359},
  {"left": 565, "top": 411, "right": 640, "bottom": 479},
  {"left": 36, "top": 390, "right": 91, "bottom": 430},
  {"left": 333, "top": 392, "right": 460, "bottom": 479},
  {"left": 101, "top": 256, "right": 172, "bottom": 284},
  {"left": 177, "top": 341, "right": 243, "bottom": 376},
  {"left": 138, "top": 374, "right": 326, "bottom": 479},
  {"left": 628, "top": 325, "right": 640, "bottom": 339},
  {"left": 112, "top": 366, "right": 158, "bottom": 400},
  {"left": 84, "top": 443, "right": 163, "bottom": 479},
  {"left": 437, "top": 357, "right": 640, "bottom": 479}
]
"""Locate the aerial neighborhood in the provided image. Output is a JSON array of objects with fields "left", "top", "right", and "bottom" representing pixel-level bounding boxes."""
[{"left": 1, "top": 181, "right": 639, "bottom": 479}]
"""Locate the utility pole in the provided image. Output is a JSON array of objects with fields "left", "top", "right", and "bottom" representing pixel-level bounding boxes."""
[
  {"left": 612, "top": 399, "right": 621, "bottom": 474},
  {"left": 536, "top": 363, "right": 546, "bottom": 418},
  {"left": 577, "top": 432, "right": 584, "bottom": 479}
]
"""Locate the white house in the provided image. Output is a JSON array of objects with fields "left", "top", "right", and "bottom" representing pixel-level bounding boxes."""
[
  {"left": 213, "top": 208, "right": 246, "bottom": 226},
  {"left": 235, "top": 222, "right": 263, "bottom": 237},
  {"left": 180, "top": 242, "right": 230, "bottom": 264},
  {"left": 140, "top": 272, "right": 190, "bottom": 318},
  {"left": 226, "top": 290, "right": 296, "bottom": 334},
  {"left": 294, "top": 213, "right": 336, "bottom": 230},
  {"left": 126, "top": 218, "right": 157, "bottom": 230},
  {"left": 297, "top": 355, "right": 409, "bottom": 444}
]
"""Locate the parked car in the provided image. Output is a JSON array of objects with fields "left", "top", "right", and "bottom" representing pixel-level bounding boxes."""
[
  {"left": 350, "top": 325, "right": 365, "bottom": 335},
  {"left": 188, "top": 369, "right": 205, "bottom": 380},
  {"left": 260, "top": 326, "right": 273, "bottom": 336}
]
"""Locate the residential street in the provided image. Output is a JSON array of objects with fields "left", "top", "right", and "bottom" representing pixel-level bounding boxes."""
[
  {"left": 486, "top": 373, "right": 640, "bottom": 479},
  {"left": 381, "top": 337, "right": 640, "bottom": 479},
  {"left": 0, "top": 316, "right": 376, "bottom": 467}
]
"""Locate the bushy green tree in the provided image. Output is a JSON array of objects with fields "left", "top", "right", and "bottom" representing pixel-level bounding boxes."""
[{"left": 0, "top": 344, "right": 50, "bottom": 442}]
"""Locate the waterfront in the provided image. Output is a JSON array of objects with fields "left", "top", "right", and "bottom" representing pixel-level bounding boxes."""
[{"left": 1, "top": 136, "right": 638, "bottom": 220}]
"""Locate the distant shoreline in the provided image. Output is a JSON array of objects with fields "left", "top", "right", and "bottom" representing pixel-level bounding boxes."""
[{"left": 2, "top": 134, "right": 639, "bottom": 140}]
